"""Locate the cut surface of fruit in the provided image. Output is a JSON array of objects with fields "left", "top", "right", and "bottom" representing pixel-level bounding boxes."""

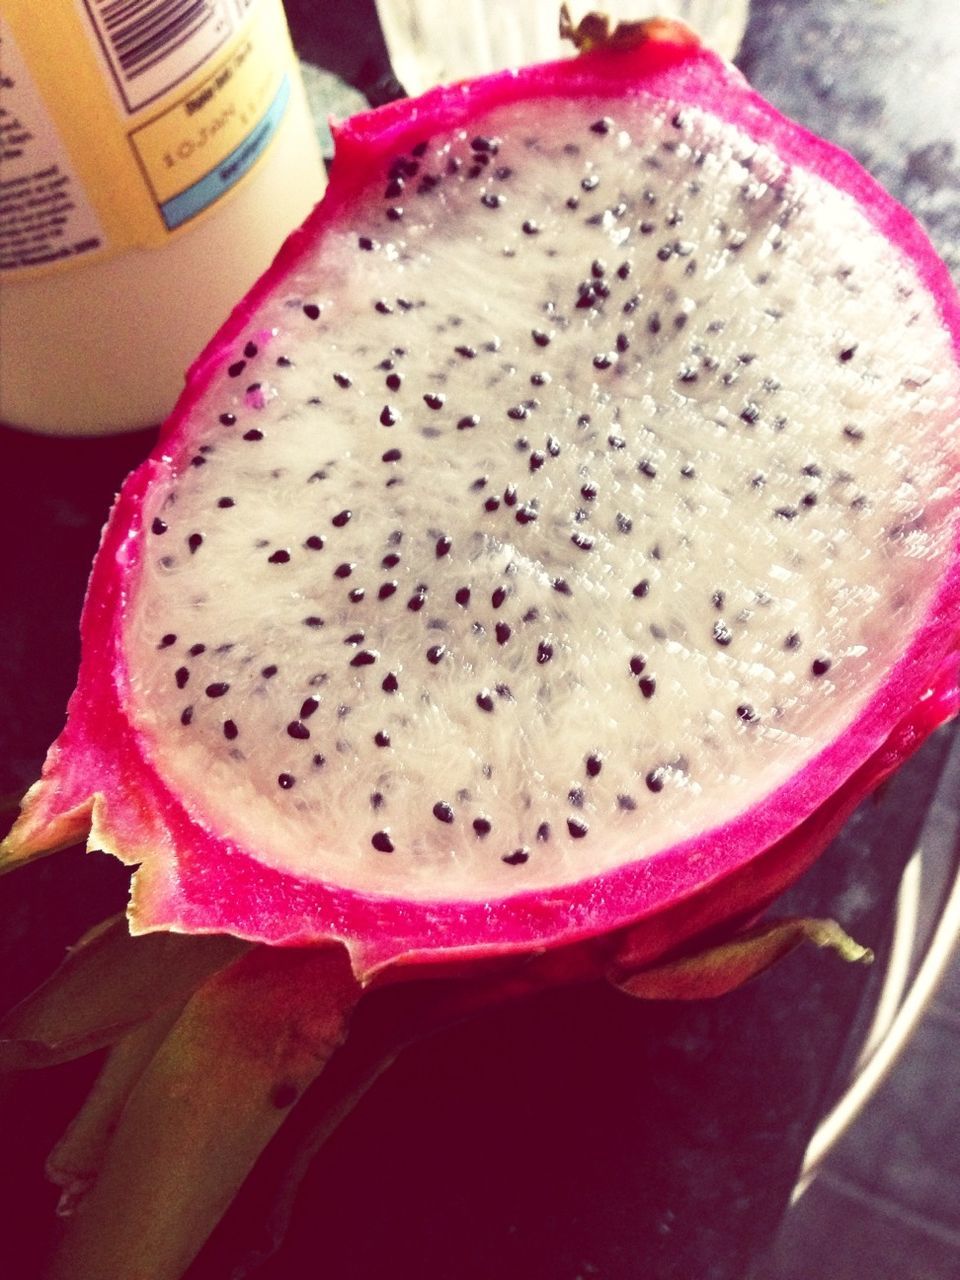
[
  {"left": 128, "top": 93, "right": 960, "bottom": 900},
  {"left": 5, "top": 37, "right": 960, "bottom": 970}
]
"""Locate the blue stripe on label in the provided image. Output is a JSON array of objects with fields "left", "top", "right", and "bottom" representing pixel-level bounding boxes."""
[{"left": 159, "top": 75, "right": 291, "bottom": 230}]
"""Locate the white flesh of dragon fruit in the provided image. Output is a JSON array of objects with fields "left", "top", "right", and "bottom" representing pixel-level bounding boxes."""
[{"left": 128, "top": 95, "right": 960, "bottom": 899}]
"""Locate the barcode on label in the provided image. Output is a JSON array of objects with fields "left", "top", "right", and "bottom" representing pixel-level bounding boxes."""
[{"left": 82, "top": 0, "right": 238, "bottom": 113}]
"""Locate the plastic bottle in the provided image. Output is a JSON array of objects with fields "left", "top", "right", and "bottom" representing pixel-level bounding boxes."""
[{"left": 0, "top": 0, "right": 326, "bottom": 435}]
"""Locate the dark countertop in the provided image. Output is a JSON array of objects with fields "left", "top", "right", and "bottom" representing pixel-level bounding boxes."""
[{"left": 1, "top": 2, "right": 957, "bottom": 1277}]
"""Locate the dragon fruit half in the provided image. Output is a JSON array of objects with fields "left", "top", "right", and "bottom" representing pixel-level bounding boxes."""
[{"left": 3, "top": 16, "right": 960, "bottom": 1279}]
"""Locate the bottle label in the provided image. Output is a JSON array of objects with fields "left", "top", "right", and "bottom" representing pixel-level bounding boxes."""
[
  {"left": 0, "top": 0, "right": 299, "bottom": 277},
  {"left": 0, "top": 26, "right": 108, "bottom": 272}
]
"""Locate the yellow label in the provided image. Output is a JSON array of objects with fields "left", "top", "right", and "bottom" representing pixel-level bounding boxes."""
[
  {"left": 131, "top": 16, "right": 289, "bottom": 222},
  {"left": 1, "top": 0, "right": 300, "bottom": 276}
]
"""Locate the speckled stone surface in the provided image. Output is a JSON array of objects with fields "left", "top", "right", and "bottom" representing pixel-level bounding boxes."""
[
  {"left": 1, "top": 2, "right": 957, "bottom": 1277},
  {"left": 739, "top": 0, "right": 960, "bottom": 275}
]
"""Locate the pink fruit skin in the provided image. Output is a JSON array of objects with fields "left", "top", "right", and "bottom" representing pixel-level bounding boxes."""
[{"left": 8, "top": 38, "right": 960, "bottom": 982}]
